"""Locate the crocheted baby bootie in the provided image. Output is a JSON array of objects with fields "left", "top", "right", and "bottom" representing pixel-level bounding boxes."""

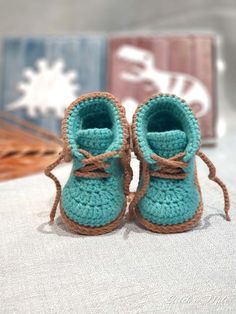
[
  {"left": 45, "top": 92, "right": 132, "bottom": 235},
  {"left": 129, "top": 94, "right": 230, "bottom": 233}
]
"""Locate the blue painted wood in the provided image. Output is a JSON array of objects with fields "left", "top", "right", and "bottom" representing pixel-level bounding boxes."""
[{"left": 0, "top": 37, "right": 107, "bottom": 134}]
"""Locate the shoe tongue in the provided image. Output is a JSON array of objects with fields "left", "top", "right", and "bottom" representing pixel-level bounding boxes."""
[
  {"left": 76, "top": 128, "right": 113, "bottom": 156},
  {"left": 147, "top": 130, "right": 187, "bottom": 158}
]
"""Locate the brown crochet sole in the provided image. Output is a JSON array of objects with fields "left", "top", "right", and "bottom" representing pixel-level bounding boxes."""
[
  {"left": 134, "top": 200, "right": 203, "bottom": 233},
  {"left": 60, "top": 202, "right": 127, "bottom": 236}
]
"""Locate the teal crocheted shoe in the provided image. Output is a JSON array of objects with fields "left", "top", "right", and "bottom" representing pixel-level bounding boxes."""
[
  {"left": 130, "top": 94, "right": 230, "bottom": 233},
  {"left": 45, "top": 92, "right": 132, "bottom": 235}
]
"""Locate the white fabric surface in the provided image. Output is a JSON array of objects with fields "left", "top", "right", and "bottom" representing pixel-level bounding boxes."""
[{"left": 0, "top": 143, "right": 236, "bottom": 313}]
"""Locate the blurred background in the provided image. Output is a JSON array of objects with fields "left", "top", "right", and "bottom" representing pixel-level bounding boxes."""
[{"left": 0, "top": 0, "right": 235, "bottom": 186}]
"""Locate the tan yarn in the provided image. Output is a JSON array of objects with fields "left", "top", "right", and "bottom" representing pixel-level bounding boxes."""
[
  {"left": 197, "top": 150, "right": 230, "bottom": 221},
  {"left": 60, "top": 201, "right": 127, "bottom": 236},
  {"left": 151, "top": 152, "right": 188, "bottom": 179}
]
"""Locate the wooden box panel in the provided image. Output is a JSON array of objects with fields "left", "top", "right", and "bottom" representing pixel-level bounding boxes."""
[
  {"left": 0, "top": 37, "right": 107, "bottom": 134},
  {"left": 108, "top": 35, "right": 217, "bottom": 141}
]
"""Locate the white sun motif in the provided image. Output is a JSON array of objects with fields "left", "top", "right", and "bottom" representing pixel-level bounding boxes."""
[{"left": 7, "top": 59, "right": 80, "bottom": 118}]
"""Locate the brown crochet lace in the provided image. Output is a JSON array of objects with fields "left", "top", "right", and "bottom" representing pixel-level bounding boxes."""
[
  {"left": 45, "top": 148, "right": 128, "bottom": 223},
  {"left": 44, "top": 151, "right": 64, "bottom": 223},
  {"left": 150, "top": 152, "right": 187, "bottom": 179},
  {"left": 129, "top": 150, "right": 230, "bottom": 222},
  {"left": 74, "top": 149, "right": 118, "bottom": 178}
]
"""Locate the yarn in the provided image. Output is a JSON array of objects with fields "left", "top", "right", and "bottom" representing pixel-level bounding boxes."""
[
  {"left": 135, "top": 94, "right": 201, "bottom": 165},
  {"left": 62, "top": 95, "right": 127, "bottom": 227},
  {"left": 130, "top": 94, "right": 229, "bottom": 230},
  {"left": 45, "top": 92, "right": 132, "bottom": 234}
]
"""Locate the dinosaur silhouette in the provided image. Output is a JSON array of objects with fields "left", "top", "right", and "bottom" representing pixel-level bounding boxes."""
[
  {"left": 7, "top": 59, "right": 79, "bottom": 118},
  {"left": 117, "top": 45, "right": 210, "bottom": 118}
]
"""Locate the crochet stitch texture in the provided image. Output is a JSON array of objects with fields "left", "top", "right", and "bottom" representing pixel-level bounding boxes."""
[
  {"left": 130, "top": 94, "right": 230, "bottom": 232},
  {"left": 45, "top": 92, "right": 132, "bottom": 235},
  {"left": 136, "top": 94, "right": 200, "bottom": 225}
]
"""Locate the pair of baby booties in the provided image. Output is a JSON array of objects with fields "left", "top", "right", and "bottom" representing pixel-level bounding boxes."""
[{"left": 45, "top": 92, "right": 230, "bottom": 235}]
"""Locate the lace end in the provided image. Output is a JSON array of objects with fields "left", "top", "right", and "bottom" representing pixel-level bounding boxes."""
[
  {"left": 127, "top": 192, "right": 135, "bottom": 221},
  {"left": 128, "top": 203, "right": 138, "bottom": 222},
  {"left": 49, "top": 202, "right": 59, "bottom": 224},
  {"left": 50, "top": 213, "right": 55, "bottom": 223},
  {"left": 225, "top": 212, "right": 231, "bottom": 222},
  {"left": 49, "top": 219, "right": 54, "bottom": 225},
  {"left": 45, "top": 152, "right": 64, "bottom": 225},
  {"left": 128, "top": 210, "right": 135, "bottom": 222}
]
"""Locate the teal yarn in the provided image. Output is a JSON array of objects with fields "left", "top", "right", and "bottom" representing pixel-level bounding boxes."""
[
  {"left": 66, "top": 97, "right": 123, "bottom": 160},
  {"left": 136, "top": 94, "right": 201, "bottom": 164},
  {"left": 147, "top": 130, "right": 187, "bottom": 159},
  {"left": 62, "top": 95, "right": 126, "bottom": 227},
  {"left": 76, "top": 128, "right": 113, "bottom": 156},
  {"left": 135, "top": 94, "right": 201, "bottom": 226},
  {"left": 62, "top": 168, "right": 125, "bottom": 227},
  {"left": 139, "top": 160, "right": 200, "bottom": 225}
]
